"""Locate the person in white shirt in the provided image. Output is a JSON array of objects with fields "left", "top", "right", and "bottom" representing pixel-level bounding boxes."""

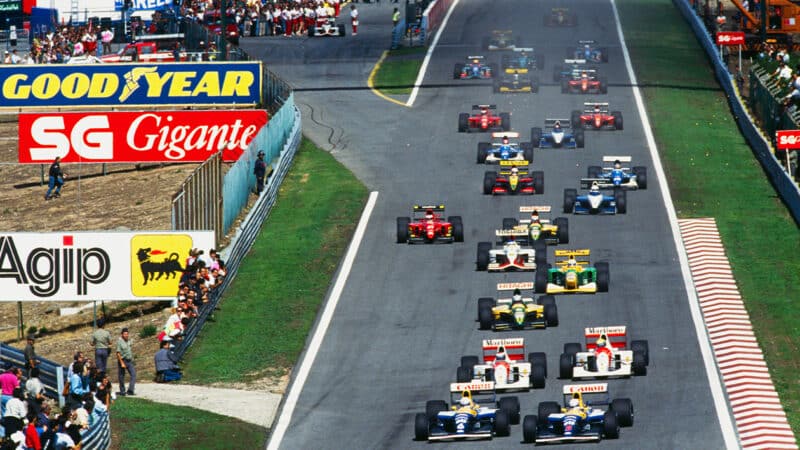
[{"left": 350, "top": 4, "right": 359, "bottom": 35}]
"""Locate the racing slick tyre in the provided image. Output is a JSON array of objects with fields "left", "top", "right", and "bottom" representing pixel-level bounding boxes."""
[
  {"left": 611, "top": 398, "right": 634, "bottom": 427},
  {"left": 530, "top": 76, "right": 539, "bottom": 93},
  {"left": 448, "top": 216, "right": 464, "bottom": 242},
  {"left": 575, "top": 129, "right": 585, "bottom": 148},
  {"left": 552, "top": 67, "right": 561, "bottom": 83},
  {"left": 563, "top": 189, "right": 577, "bottom": 214},
  {"left": 487, "top": 64, "right": 498, "bottom": 79},
  {"left": 477, "top": 242, "right": 492, "bottom": 271},
  {"left": 600, "top": 47, "right": 609, "bottom": 62},
  {"left": 523, "top": 415, "right": 538, "bottom": 443},
  {"left": 493, "top": 81, "right": 501, "bottom": 93},
  {"left": 570, "top": 110, "right": 582, "bottom": 129},
  {"left": 612, "top": 111, "right": 624, "bottom": 130},
  {"left": 458, "top": 113, "right": 469, "bottom": 132},
  {"left": 615, "top": 189, "right": 627, "bottom": 214},
  {"left": 502, "top": 217, "right": 518, "bottom": 230},
  {"left": 559, "top": 353, "right": 574, "bottom": 379},
  {"left": 631, "top": 340, "right": 650, "bottom": 365},
  {"left": 478, "top": 298, "right": 494, "bottom": 329},
  {"left": 543, "top": 303, "right": 558, "bottom": 328},
  {"left": 534, "top": 240, "right": 547, "bottom": 267},
  {"left": 588, "top": 165, "right": 603, "bottom": 179},
  {"left": 532, "top": 171, "right": 545, "bottom": 194},
  {"left": 599, "top": 77, "right": 608, "bottom": 94},
  {"left": 529, "top": 352, "right": 548, "bottom": 378},
  {"left": 477, "top": 142, "right": 490, "bottom": 163},
  {"left": 534, "top": 264, "right": 549, "bottom": 293},
  {"left": 414, "top": 413, "right": 429, "bottom": 440},
  {"left": 308, "top": 27, "right": 315, "bottom": 37},
  {"left": 595, "top": 262, "right": 610, "bottom": 292},
  {"left": 396, "top": 217, "right": 410, "bottom": 243},
  {"left": 587, "top": 355, "right": 598, "bottom": 372},
  {"left": 338, "top": 26, "right": 346, "bottom": 36},
  {"left": 531, "top": 364, "right": 546, "bottom": 389},
  {"left": 461, "top": 355, "right": 480, "bottom": 370},
  {"left": 500, "top": 112, "right": 511, "bottom": 131},
  {"left": 483, "top": 172, "right": 496, "bottom": 195},
  {"left": 426, "top": 400, "right": 448, "bottom": 421},
  {"left": 603, "top": 411, "right": 620, "bottom": 439},
  {"left": 564, "top": 342, "right": 582, "bottom": 358},
  {"left": 537, "top": 54, "right": 545, "bottom": 70},
  {"left": 456, "top": 365, "right": 473, "bottom": 382},
  {"left": 537, "top": 295, "right": 556, "bottom": 308},
  {"left": 553, "top": 217, "right": 569, "bottom": 243},
  {"left": 633, "top": 166, "right": 647, "bottom": 189},
  {"left": 538, "top": 402, "right": 561, "bottom": 426},
  {"left": 453, "top": 63, "right": 462, "bottom": 79},
  {"left": 561, "top": 79, "right": 569, "bottom": 93},
  {"left": 481, "top": 36, "right": 490, "bottom": 50},
  {"left": 632, "top": 351, "right": 647, "bottom": 376},
  {"left": 494, "top": 409, "right": 511, "bottom": 436},
  {"left": 530, "top": 127, "right": 543, "bottom": 147},
  {"left": 522, "top": 143, "right": 534, "bottom": 163},
  {"left": 499, "top": 396, "right": 521, "bottom": 425}
]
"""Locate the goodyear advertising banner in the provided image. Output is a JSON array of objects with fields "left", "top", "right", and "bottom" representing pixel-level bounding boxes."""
[
  {"left": 0, "top": 62, "right": 262, "bottom": 108},
  {"left": 0, "top": 231, "right": 215, "bottom": 301}
]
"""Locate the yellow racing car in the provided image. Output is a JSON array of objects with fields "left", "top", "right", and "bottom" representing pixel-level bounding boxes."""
[{"left": 534, "top": 249, "right": 609, "bottom": 294}]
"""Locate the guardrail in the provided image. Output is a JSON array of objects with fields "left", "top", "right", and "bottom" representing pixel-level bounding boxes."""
[{"left": 672, "top": 0, "right": 800, "bottom": 225}]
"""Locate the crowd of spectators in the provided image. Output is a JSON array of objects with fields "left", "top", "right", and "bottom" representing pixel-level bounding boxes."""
[{"left": 1, "top": 24, "right": 112, "bottom": 65}]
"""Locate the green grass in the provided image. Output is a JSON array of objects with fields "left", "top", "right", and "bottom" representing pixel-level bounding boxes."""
[
  {"left": 180, "top": 137, "right": 368, "bottom": 383},
  {"left": 111, "top": 398, "right": 266, "bottom": 450},
  {"left": 618, "top": 0, "right": 800, "bottom": 435},
  {"left": 373, "top": 49, "right": 425, "bottom": 95}
]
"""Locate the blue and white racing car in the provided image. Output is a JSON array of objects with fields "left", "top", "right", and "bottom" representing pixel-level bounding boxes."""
[
  {"left": 580, "top": 156, "right": 647, "bottom": 190},
  {"left": 563, "top": 183, "right": 626, "bottom": 214},
  {"left": 531, "top": 119, "right": 584, "bottom": 149},
  {"left": 454, "top": 56, "right": 495, "bottom": 79},
  {"left": 569, "top": 40, "right": 608, "bottom": 63},
  {"left": 478, "top": 132, "right": 534, "bottom": 164}
]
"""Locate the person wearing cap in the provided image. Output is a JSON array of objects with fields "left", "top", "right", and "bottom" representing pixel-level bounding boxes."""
[
  {"left": 116, "top": 328, "right": 136, "bottom": 396},
  {"left": 254, "top": 150, "right": 267, "bottom": 195},
  {"left": 90, "top": 318, "right": 112, "bottom": 374},
  {"left": 23, "top": 335, "right": 37, "bottom": 378}
]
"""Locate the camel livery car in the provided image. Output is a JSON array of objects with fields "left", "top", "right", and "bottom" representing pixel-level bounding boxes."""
[
  {"left": 580, "top": 156, "right": 647, "bottom": 190},
  {"left": 477, "top": 283, "right": 558, "bottom": 331},
  {"left": 456, "top": 337, "right": 547, "bottom": 391},
  {"left": 535, "top": 249, "right": 609, "bottom": 295},
  {"left": 396, "top": 204, "right": 464, "bottom": 244},
  {"left": 559, "top": 326, "right": 650, "bottom": 380},
  {"left": 459, "top": 104, "right": 510, "bottom": 133}
]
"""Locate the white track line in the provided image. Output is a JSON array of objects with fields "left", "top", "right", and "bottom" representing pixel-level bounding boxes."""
[
  {"left": 266, "top": 191, "right": 379, "bottom": 450},
  {"left": 609, "top": 0, "right": 739, "bottom": 447},
  {"left": 406, "top": 0, "right": 461, "bottom": 107}
]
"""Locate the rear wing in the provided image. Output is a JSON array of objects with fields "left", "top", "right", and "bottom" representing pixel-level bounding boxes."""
[
  {"left": 499, "top": 160, "right": 529, "bottom": 167},
  {"left": 563, "top": 58, "right": 587, "bottom": 65},
  {"left": 563, "top": 383, "right": 608, "bottom": 395},
  {"left": 497, "top": 282, "right": 534, "bottom": 291},
  {"left": 492, "top": 131, "right": 520, "bottom": 139},
  {"left": 577, "top": 40, "right": 597, "bottom": 45},
  {"left": 482, "top": 338, "right": 525, "bottom": 362},
  {"left": 544, "top": 119, "right": 570, "bottom": 128},
  {"left": 492, "top": 29, "right": 513, "bottom": 35},
  {"left": 583, "top": 102, "right": 609, "bottom": 112},
  {"left": 551, "top": 7, "right": 569, "bottom": 12},
  {"left": 519, "top": 206, "right": 552, "bottom": 213},
  {"left": 499, "top": 160, "right": 529, "bottom": 175},
  {"left": 602, "top": 155, "right": 632, "bottom": 164},
  {"left": 472, "top": 104, "right": 496, "bottom": 110},
  {"left": 495, "top": 229, "right": 528, "bottom": 239},
  {"left": 554, "top": 249, "right": 591, "bottom": 264},
  {"left": 580, "top": 178, "right": 606, "bottom": 189},
  {"left": 513, "top": 47, "right": 533, "bottom": 52},
  {"left": 413, "top": 204, "right": 445, "bottom": 212},
  {"left": 450, "top": 381, "right": 496, "bottom": 394},
  {"left": 505, "top": 67, "right": 529, "bottom": 74},
  {"left": 585, "top": 326, "right": 628, "bottom": 350},
  {"left": 467, "top": 55, "right": 485, "bottom": 60},
  {"left": 571, "top": 68, "right": 597, "bottom": 75}
]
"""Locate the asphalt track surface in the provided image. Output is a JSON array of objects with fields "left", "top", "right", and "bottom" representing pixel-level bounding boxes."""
[{"left": 243, "top": 0, "right": 728, "bottom": 448}]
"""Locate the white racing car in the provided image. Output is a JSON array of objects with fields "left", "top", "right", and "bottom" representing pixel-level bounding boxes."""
[
  {"left": 309, "top": 18, "right": 346, "bottom": 37},
  {"left": 559, "top": 326, "right": 649, "bottom": 379},
  {"left": 457, "top": 338, "right": 547, "bottom": 392},
  {"left": 476, "top": 233, "right": 546, "bottom": 271}
]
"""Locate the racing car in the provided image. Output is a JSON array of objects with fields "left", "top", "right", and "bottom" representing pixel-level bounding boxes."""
[
  {"left": 571, "top": 103, "right": 623, "bottom": 130},
  {"left": 569, "top": 40, "right": 608, "bottom": 63},
  {"left": 561, "top": 69, "right": 608, "bottom": 94},
  {"left": 494, "top": 72, "right": 539, "bottom": 93},
  {"left": 477, "top": 132, "right": 534, "bottom": 164},
  {"left": 531, "top": 120, "right": 584, "bottom": 149},
  {"left": 563, "top": 183, "right": 627, "bottom": 214},
  {"left": 501, "top": 206, "right": 569, "bottom": 246},
  {"left": 522, "top": 383, "right": 634, "bottom": 444},
  {"left": 483, "top": 30, "right": 516, "bottom": 50},
  {"left": 483, "top": 161, "right": 544, "bottom": 195},
  {"left": 459, "top": 104, "right": 510, "bottom": 133},
  {"left": 396, "top": 204, "right": 464, "bottom": 244},
  {"left": 457, "top": 337, "right": 547, "bottom": 391},
  {"left": 559, "top": 326, "right": 649, "bottom": 380},
  {"left": 553, "top": 59, "right": 595, "bottom": 83},
  {"left": 454, "top": 56, "right": 495, "bottom": 79},
  {"left": 476, "top": 234, "right": 547, "bottom": 272},
  {"left": 414, "top": 382, "right": 520, "bottom": 441},
  {"left": 534, "top": 249, "right": 609, "bottom": 295},
  {"left": 545, "top": 8, "right": 577, "bottom": 26},
  {"left": 477, "top": 283, "right": 558, "bottom": 332},
  {"left": 501, "top": 47, "right": 543, "bottom": 71},
  {"left": 580, "top": 156, "right": 647, "bottom": 190},
  {"left": 308, "top": 17, "right": 346, "bottom": 37}
]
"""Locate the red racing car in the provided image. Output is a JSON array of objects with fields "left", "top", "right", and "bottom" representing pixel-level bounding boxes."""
[
  {"left": 571, "top": 103, "right": 623, "bottom": 130},
  {"left": 397, "top": 204, "right": 464, "bottom": 244},
  {"left": 459, "top": 104, "right": 511, "bottom": 133},
  {"left": 561, "top": 69, "right": 607, "bottom": 94}
]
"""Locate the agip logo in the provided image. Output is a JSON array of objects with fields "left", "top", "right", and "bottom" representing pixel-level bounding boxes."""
[{"left": 130, "top": 234, "right": 193, "bottom": 297}]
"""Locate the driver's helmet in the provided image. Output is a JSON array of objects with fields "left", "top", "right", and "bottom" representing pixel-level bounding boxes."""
[
  {"left": 584, "top": 44, "right": 590, "bottom": 49},
  {"left": 531, "top": 210, "right": 540, "bottom": 222},
  {"left": 472, "top": 58, "right": 480, "bottom": 64},
  {"left": 554, "top": 121, "right": 562, "bottom": 130},
  {"left": 569, "top": 398, "right": 580, "bottom": 408},
  {"left": 568, "top": 257, "right": 577, "bottom": 268},
  {"left": 614, "top": 159, "right": 622, "bottom": 169},
  {"left": 513, "top": 73, "right": 519, "bottom": 81},
  {"left": 459, "top": 396, "right": 471, "bottom": 407},
  {"left": 496, "top": 349, "right": 507, "bottom": 361},
  {"left": 502, "top": 136, "right": 509, "bottom": 144},
  {"left": 596, "top": 337, "right": 607, "bottom": 347},
  {"left": 425, "top": 209, "right": 434, "bottom": 220},
  {"left": 480, "top": 107, "right": 489, "bottom": 114},
  {"left": 581, "top": 71, "right": 589, "bottom": 78},
  {"left": 512, "top": 290, "right": 522, "bottom": 303},
  {"left": 594, "top": 105, "right": 601, "bottom": 113},
  {"left": 511, "top": 167, "right": 519, "bottom": 175},
  {"left": 590, "top": 182, "right": 600, "bottom": 194}
]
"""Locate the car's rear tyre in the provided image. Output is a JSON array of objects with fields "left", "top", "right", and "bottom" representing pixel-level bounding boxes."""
[
  {"left": 530, "top": 76, "right": 539, "bottom": 93},
  {"left": 449, "top": 216, "right": 464, "bottom": 242},
  {"left": 631, "top": 340, "right": 650, "bottom": 365},
  {"left": 502, "top": 217, "right": 518, "bottom": 230},
  {"left": 531, "top": 127, "right": 543, "bottom": 147},
  {"left": 477, "top": 296, "right": 494, "bottom": 319},
  {"left": 570, "top": 110, "right": 582, "bottom": 129},
  {"left": 530, "top": 364, "right": 546, "bottom": 389},
  {"left": 632, "top": 351, "right": 647, "bottom": 376},
  {"left": 543, "top": 303, "right": 558, "bottom": 327},
  {"left": 615, "top": 189, "right": 627, "bottom": 214},
  {"left": 426, "top": 400, "right": 447, "bottom": 421},
  {"left": 493, "top": 81, "right": 500, "bottom": 93},
  {"left": 603, "top": 411, "right": 620, "bottom": 439},
  {"left": 537, "top": 295, "right": 555, "bottom": 308},
  {"left": 460, "top": 355, "right": 479, "bottom": 371},
  {"left": 499, "top": 396, "right": 520, "bottom": 425},
  {"left": 588, "top": 165, "right": 602, "bottom": 178},
  {"left": 308, "top": 27, "right": 315, "bottom": 37},
  {"left": 522, "top": 142, "right": 534, "bottom": 163},
  {"left": 481, "top": 36, "right": 490, "bottom": 49},
  {"left": 478, "top": 303, "right": 494, "bottom": 330},
  {"left": 559, "top": 353, "right": 574, "bottom": 379},
  {"left": 537, "top": 401, "right": 561, "bottom": 426},
  {"left": 500, "top": 112, "right": 511, "bottom": 131},
  {"left": 529, "top": 352, "right": 548, "bottom": 378},
  {"left": 396, "top": 217, "right": 410, "bottom": 243},
  {"left": 596, "top": 262, "right": 610, "bottom": 292},
  {"left": 553, "top": 217, "right": 569, "bottom": 243},
  {"left": 552, "top": 67, "right": 560, "bottom": 83},
  {"left": 523, "top": 415, "right": 538, "bottom": 443},
  {"left": 563, "top": 189, "right": 577, "bottom": 214},
  {"left": 600, "top": 76, "right": 608, "bottom": 94},
  {"left": 532, "top": 171, "right": 544, "bottom": 194},
  {"left": 456, "top": 365, "right": 473, "bottom": 382},
  {"left": 612, "top": 111, "right": 624, "bottom": 130},
  {"left": 561, "top": 79, "right": 569, "bottom": 93},
  {"left": 483, "top": 172, "right": 496, "bottom": 195},
  {"left": 600, "top": 48, "right": 609, "bottom": 62},
  {"left": 534, "top": 240, "right": 547, "bottom": 267},
  {"left": 611, "top": 398, "right": 634, "bottom": 427},
  {"left": 494, "top": 409, "right": 510, "bottom": 436},
  {"left": 633, "top": 166, "right": 647, "bottom": 189},
  {"left": 477, "top": 242, "right": 492, "bottom": 270},
  {"left": 453, "top": 63, "right": 462, "bottom": 79},
  {"left": 458, "top": 113, "right": 469, "bottom": 132},
  {"left": 575, "top": 129, "right": 585, "bottom": 148},
  {"left": 339, "top": 26, "right": 346, "bottom": 36},
  {"left": 564, "top": 342, "right": 582, "bottom": 357},
  {"left": 535, "top": 264, "right": 549, "bottom": 293},
  {"left": 477, "top": 142, "right": 490, "bottom": 163},
  {"left": 414, "top": 412, "right": 429, "bottom": 440}
]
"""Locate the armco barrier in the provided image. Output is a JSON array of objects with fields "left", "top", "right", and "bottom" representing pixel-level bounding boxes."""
[
  {"left": 672, "top": 0, "right": 800, "bottom": 225},
  {"left": 422, "top": 0, "right": 453, "bottom": 45}
]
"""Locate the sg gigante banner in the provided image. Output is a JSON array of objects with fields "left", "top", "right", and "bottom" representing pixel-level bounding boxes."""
[
  {"left": 0, "top": 62, "right": 262, "bottom": 109},
  {"left": 18, "top": 110, "right": 268, "bottom": 163},
  {"left": 0, "top": 231, "right": 215, "bottom": 301}
]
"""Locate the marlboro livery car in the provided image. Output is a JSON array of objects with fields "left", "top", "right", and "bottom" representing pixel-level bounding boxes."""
[
  {"left": 477, "top": 282, "right": 558, "bottom": 331},
  {"left": 562, "top": 69, "right": 607, "bottom": 94},
  {"left": 483, "top": 30, "right": 517, "bottom": 50},
  {"left": 563, "top": 183, "right": 627, "bottom": 215},
  {"left": 522, "top": 383, "right": 634, "bottom": 444},
  {"left": 531, "top": 120, "right": 584, "bottom": 149},
  {"left": 559, "top": 326, "right": 649, "bottom": 380},
  {"left": 477, "top": 132, "right": 534, "bottom": 164},
  {"left": 569, "top": 40, "right": 609, "bottom": 63},
  {"left": 545, "top": 8, "right": 577, "bottom": 26},
  {"left": 581, "top": 156, "right": 647, "bottom": 190},
  {"left": 476, "top": 235, "right": 547, "bottom": 272},
  {"left": 571, "top": 103, "right": 623, "bottom": 130},
  {"left": 454, "top": 56, "right": 495, "bottom": 79},
  {"left": 414, "top": 382, "right": 520, "bottom": 441},
  {"left": 535, "top": 249, "right": 609, "bottom": 295},
  {"left": 483, "top": 161, "right": 544, "bottom": 195},
  {"left": 457, "top": 337, "right": 547, "bottom": 390},
  {"left": 396, "top": 204, "right": 464, "bottom": 244},
  {"left": 501, "top": 206, "right": 569, "bottom": 246},
  {"left": 309, "top": 17, "right": 346, "bottom": 36},
  {"left": 459, "top": 105, "right": 510, "bottom": 133}
]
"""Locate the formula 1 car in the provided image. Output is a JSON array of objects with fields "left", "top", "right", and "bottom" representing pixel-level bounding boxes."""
[
  {"left": 459, "top": 104, "right": 510, "bottom": 133},
  {"left": 534, "top": 249, "right": 609, "bottom": 295},
  {"left": 483, "top": 30, "right": 516, "bottom": 50},
  {"left": 414, "top": 382, "right": 520, "bottom": 441},
  {"left": 476, "top": 235, "right": 547, "bottom": 272},
  {"left": 571, "top": 103, "right": 622, "bottom": 130},
  {"left": 563, "top": 183, "right": 626, "bottom": 215},
  {"left": 454, "top": 56, "right": 495, "bottom": 79},
  {"left": 562, "top": 69, "right": 607, "bottom": 94},
  {"left": 531, "top": 120, "right": 584, "bottom": 149},
  {"left": 569, "top": 40, "right": 608, "bottom": 63},
  {"left": 457, "top": 337, "right": 548, "bottom": 391},
  {"left": 501, "top": 206, "right": 569, "bottom": 246},
  {"left": 483, "top": 161, "right": 544, "bottom": 195},
  {"left": 396, "top": 204, "right": 464, "bottom": 244},
  {"left": 501, "top": 48, "right": 543, "bottom": 71},
  {"left": 522, "top": 383, "right": 634, "bottom": 444},
  {"left": 581, "top": 156, "right": 647, "bottom": 190},
  {"left": 545, "top": 8, "right": 577, "bottom": 26},
  {"left": 553, "top": 59, "right": 594, "bottom": 83},
  {"left": 559, "top": 326, "right": 649, "bottom": 380},
  {"left": 494, "top": 72, "right": 539, "bottom": 93},
  {"left": 477, "top": 283, "right": 558, "bottom": 332},
  {"left": 308, "top": 17, "right": 346, "bottom": 37},
  {"left": 477, "top": 132, "right": 533, "bottom": 164}
]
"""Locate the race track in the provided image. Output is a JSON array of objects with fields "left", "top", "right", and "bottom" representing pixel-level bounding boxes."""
[{"left": 244, "top": 0, "right": 729, "bottom": 448}]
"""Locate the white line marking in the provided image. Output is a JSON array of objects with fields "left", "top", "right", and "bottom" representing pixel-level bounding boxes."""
[
  {"left": 609, "top": 0, "right": 739, "bottom": 447},
  {"left": 266, "top": 191, "right": 379, "bottom": 450},
  {"left": 406, "top": 0, "right": 461, "bottom": 107}
]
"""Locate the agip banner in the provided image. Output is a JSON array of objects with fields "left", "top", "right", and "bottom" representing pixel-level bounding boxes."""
[
  {"left": 0, "top": 231, "right": 214, "bottom": 301},
  {"left": 0, "top": 62, "right": 261, "bottom": 108}
]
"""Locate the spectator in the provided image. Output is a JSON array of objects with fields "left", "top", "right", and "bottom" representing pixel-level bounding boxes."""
[
  {"left": 773, "top": 60, "right": 793, "bottom": 88},
  {"left": 254, "top": 150, "right": 267, "bottom": 194},
  {"left": 95, "top": 374, "right": 113, "bottom": 407},
  {"left": 67, "top": 362, "right": 88, "bottom": 410},
  {"left": 0, "top": 367, "right": 20, "bottom": 417},
  {"left": 350, "top": 4, "right": 359, "bottom": 35},
  {"left": 393, "top": 8, "right": 400, "bottom": 27},
  {"left": 89, "top": 318, "right": 112, "bottom": 375},
  {"left": 101, "top": 27, "right": 113, "bottom": 55},
  {"left": 66, "top": 352, "right": 84, "bottom": 379},
  {"left": 44, "top": 157, "right": 65, "bottom": 201},
  {"left": 154, "top": 340, "right": 182, "bottom": 383},
  {"left": 116, "top": 328, "right": 136, "bottom": 396},
  {"left": 23, "top": 335, "right": 37, "bottom": 379},
  {"left": 24, "top": 413, "right": 41, "bottom": 450},
  {"left": 24, "top": 367, "right": 44, "bottom": 414},
  {"left": 2, "top": 388, "right": 27, "bottom": 436}
]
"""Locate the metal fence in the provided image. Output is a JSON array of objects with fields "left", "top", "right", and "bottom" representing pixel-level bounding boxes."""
[{"left": 171, "top": 151, "right": 224, "bottom": 244}]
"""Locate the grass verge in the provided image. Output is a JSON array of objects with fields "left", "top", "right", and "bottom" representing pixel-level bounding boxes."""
[
  {"left": 618, "top": 0, "right": 800, "bottom": 435},
  {"left": 373, "top": 47, "right": 426, "bottom": 95}
]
